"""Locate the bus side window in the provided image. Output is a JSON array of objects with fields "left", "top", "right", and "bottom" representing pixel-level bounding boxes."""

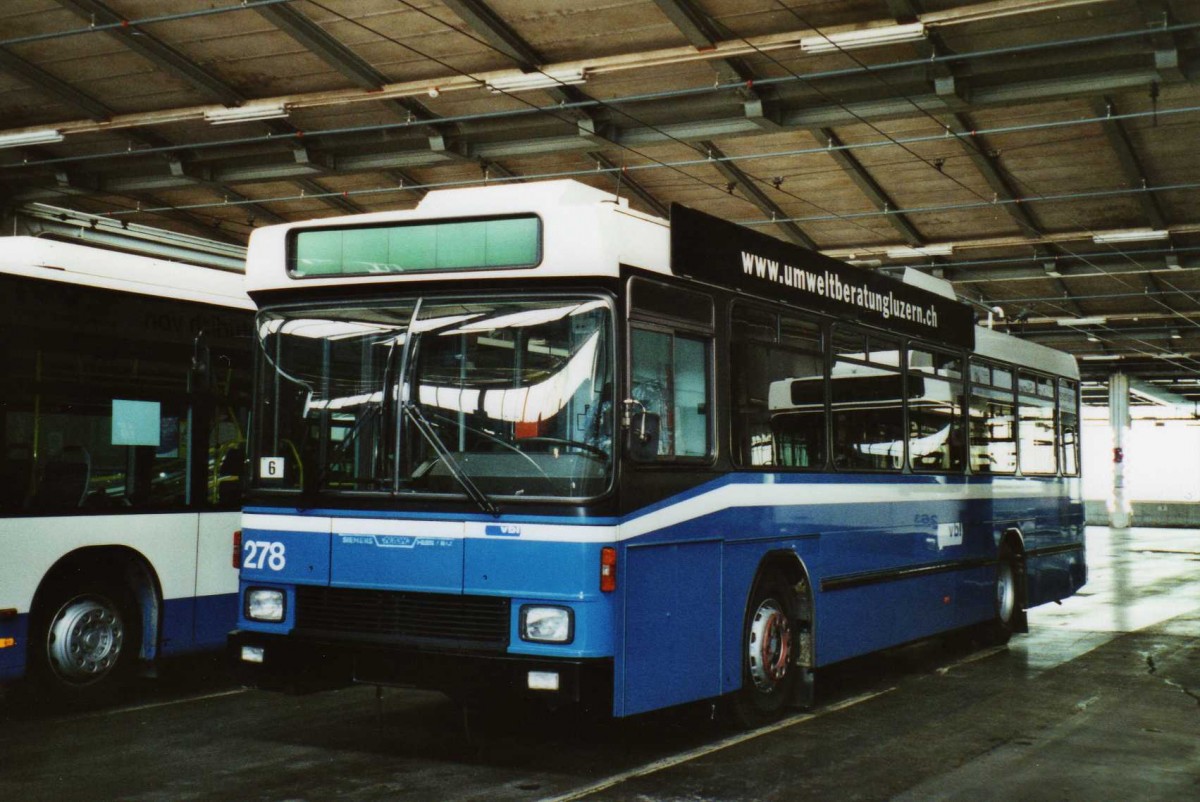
[
  {"left": 831, "top": 328, "right": 903, "bottom": 471},
  {"left": 730, "top": 305, "right": 824, "bottom": 469},
  {"left": 32, "top": 446, "right": 91, "bottom": 508},
  {"left": 968, "top": 360, "right": 1017, "bottom": 474},
  {"left": 629, "top": 327, "right": 710, "bottom": 460},
  {"left": 0, "top": 443, "right": 32, "bottom": 511}
]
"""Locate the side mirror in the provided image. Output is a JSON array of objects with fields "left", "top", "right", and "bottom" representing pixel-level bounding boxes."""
[{"left": 627, "top": 411, "right": 660, "bottom": 460}]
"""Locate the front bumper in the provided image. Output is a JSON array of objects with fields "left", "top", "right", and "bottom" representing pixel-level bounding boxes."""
[{"left": 229, "top": 629, "right": 613, "bottom": 706}]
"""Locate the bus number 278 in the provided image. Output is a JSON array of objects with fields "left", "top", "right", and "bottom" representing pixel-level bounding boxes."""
[{"left": 243, "top": 540, "right": 287, "bottom": 571}]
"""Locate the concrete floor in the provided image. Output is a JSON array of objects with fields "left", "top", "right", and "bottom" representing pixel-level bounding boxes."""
[{"left": 1, "top": 526, "right": 1197, "bottom": 801}]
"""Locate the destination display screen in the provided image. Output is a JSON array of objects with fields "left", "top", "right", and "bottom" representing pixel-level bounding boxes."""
[{"left": 290, "top": 214, "right": 541, "bottom": 277}]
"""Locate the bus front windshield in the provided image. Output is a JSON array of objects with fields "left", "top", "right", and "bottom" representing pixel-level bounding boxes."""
[{"left": 251, "top": 296, "right": 614, "bottom": 502}]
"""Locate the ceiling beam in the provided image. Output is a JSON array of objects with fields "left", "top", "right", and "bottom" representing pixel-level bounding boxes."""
[
  {"left": 440, "top": 0, "right": 539, "bottom": 69},
  {"left": 440, "top": 0, "right": 587, "bottom": 111},
  {"left": 254, "top": 3, "right": 437, "bottom": 124},
  {"left": 700, "top": 140, "right": 817, "bottom": 250},
  {"left": 942, "top": 112, "right": 1045, "bottom": 235},
  {"left": 651, "top": 0, "right": 753, "bottom": 84},
  {"left": 0, "top": 45, "right": 300, "bottom": 226},
  {"left": 817, "top": 128, "right": 924, "bottom": 246},
  {"left": 1091, "top": 96, "right": 1167, "bottom": 229},
  {"left": 0, "top": 34, "right": 1189, "bottom": 152},
  {"left": 55, "top": 0, "right": 245, "bottom": 106},
  {"left": 0, "top": 47, "right": 114, "bottom": 121}
]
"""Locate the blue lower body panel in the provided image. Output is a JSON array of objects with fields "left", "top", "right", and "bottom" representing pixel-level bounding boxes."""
[
  {"left": 0, "top": 613, "right": 29, "bottom": 683},
  {"left": 159, "top": 592, "right": 240, "bottom": 658}
]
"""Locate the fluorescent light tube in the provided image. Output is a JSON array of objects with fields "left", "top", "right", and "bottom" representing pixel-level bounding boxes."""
[
  {"left": 487, "top": 68, "right": 587, "bottom": 93},
  {"left": 1056, "top": 316, "right": 1107, "bottom": 326},
  {"left": 886, "top": 244, "right": 953, "bottom": 259},
  {"left": 1092, "top": 229, "right": 1169, "bottom": 244},
  {"left": 0, "top": 128, "right": 65, "bottom": 149},
  {"left": 801, "top": 23, "right": 926, "bottom": 54},
  {"left": 1079, "top": 354, "right": 1122, "bottom": 361},
  {"left": 204, "top": 101, "right": 289, "bottom": 125}
]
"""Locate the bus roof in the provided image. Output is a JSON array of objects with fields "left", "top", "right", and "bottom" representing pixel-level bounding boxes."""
[
  {"left": 974, "top": 324, "right": 1079, "bottom": 380},
  {"left": 243, "top": 179, "right": 1076, "bottom": 379},
  {"left": 0, "top": 236, "right": 252, "bottom": 310},
  {"left": 245, "top": 179, "right": 670, "bottom": 294}
]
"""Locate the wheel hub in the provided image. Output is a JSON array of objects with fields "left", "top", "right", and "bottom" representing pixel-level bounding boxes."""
[
  {"left": 47, "top": 597, "right": 124, "bottom": 683},
  {"left": 748, "top": 599, "right": 791, "bottom": 693}
]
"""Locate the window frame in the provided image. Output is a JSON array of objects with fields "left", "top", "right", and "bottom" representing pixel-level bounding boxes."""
[
  {"left": 905, "top": 342, "right": 967, "bottom": 475},
  {"left": 626, "top": 321, "right": 716, "bottom": 464},
  {"left": 829, "top": 323, "right": 905, "bottom": 473},
  {"left": 728, "top": 301, "right": 827, "bottom": 471},
  {"left": 967, "top": 357, "right": 1019, "bottom": 476}
]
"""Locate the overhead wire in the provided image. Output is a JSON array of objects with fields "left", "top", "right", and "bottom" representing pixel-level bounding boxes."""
[
  {"left": 753, "top": 0, "right": 1200, "bottom": 376},
  {"left": 8, "top": 0, "right": 1199, "bottom": 374},
  {"left": 0, "top": 0, "right": 294, "bottom": 49},
  {"left": 318, "top": 0, "right": 899, "bottom": 247}
]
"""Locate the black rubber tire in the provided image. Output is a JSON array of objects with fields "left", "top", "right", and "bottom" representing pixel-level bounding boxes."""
[
  {"left": 29, "top": 576, "right": 142, "bottom": 706},
  {"left": 728, "top": 571, "right": 797, "bottom": 728}
]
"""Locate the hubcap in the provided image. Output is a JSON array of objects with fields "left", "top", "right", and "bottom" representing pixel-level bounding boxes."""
[
  {"left": 46, "top": 596, "right": 124, "bottom": 683},
  {"left": 996, "top": 562, "right": 1016, "bottom": 624},
  {"left": 747, "top": 599, "right": 791, "bottom": 693}
]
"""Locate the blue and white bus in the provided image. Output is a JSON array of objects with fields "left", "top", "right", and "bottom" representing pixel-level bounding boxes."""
[
  {"left": 231, "top": 180, "right": 1085, "bottom": 723},
  {"left": 0, "top": 237, "right": 253, "bottom": 702}
]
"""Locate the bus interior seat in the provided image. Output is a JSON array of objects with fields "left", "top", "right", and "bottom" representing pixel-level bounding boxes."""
[{"left": 32, "top": 446, "right": 92, "bottom": 509}]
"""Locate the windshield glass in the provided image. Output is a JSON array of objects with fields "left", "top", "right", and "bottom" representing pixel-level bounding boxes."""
[{"left": 251, "top": 296, "right": 614, "bottom": 500}]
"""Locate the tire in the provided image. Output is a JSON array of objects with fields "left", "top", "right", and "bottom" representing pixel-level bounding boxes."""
[
  {"left": 30, "top": 578, "right": 142, "bottom": 705},
  {"left": 729, "top": 572, "right": 797, "bottom": 728},
  {"left": 984, "top": 547, "right": 1020, "bottom": 645}
]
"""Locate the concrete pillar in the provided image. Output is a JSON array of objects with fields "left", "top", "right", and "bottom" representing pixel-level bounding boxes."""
[{"left": 1109, "top": 372, "right": 1131, "bottom": 528}]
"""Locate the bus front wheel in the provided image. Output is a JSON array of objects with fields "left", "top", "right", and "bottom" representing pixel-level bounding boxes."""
[
  {"left": 729, "top": 572, "right": 797, "bottom": 728},
  {"left": 31, "top": 578, "right": 141, "bottom": 703}
]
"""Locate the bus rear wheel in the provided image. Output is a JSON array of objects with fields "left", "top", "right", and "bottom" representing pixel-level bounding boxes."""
[
  {"left": 729, "top": 572, "right": 797, "bottom": 728},
  {"left": 985, "top": 548, "right": 1020, "bottom": 645},
  {"left": 31, "top": 579, "right": 141, "bottom": 704}
]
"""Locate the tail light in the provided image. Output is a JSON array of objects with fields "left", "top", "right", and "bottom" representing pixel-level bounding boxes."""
[
  {"left": 600, "top": 546, "right": 617, "bottom": 592},
  {"left": 232, "top": 530, "right": 242, "bottom": 569}
]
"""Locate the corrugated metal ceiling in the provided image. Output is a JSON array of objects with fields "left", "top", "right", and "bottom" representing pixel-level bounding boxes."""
[{"left": 1, "top": 0, "right": 1199, "bottom": 401}]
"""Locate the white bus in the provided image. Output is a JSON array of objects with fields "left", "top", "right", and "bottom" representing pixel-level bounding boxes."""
[{"left": 0, "top": 237, "right": 253, "bottom": 702}]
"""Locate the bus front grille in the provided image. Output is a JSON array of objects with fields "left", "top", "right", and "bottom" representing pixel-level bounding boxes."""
[{"left": 293, "top": 586, "right": 510, "bottom": 650}]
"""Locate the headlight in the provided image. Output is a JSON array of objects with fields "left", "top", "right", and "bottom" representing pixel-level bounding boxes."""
[
  {"left": 245, "top": 588, "right": 285, "bottom": 622},
  {"left": 520, "top": 605, "right": 573, "bottom": 644}
]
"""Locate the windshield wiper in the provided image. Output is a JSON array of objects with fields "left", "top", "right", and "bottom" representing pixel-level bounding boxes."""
[{"left": 402, "top": 401, "right": 499, "bottom": 517}]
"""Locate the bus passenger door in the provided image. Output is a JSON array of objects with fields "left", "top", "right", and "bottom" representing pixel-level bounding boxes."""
[
  {"left": 619, "top": 539, "right": 723, "bottom": 716},
  {"left": 617, "top": 306, "right": 722, "bottom": 715}
]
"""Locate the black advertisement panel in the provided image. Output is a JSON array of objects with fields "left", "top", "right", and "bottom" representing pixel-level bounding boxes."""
[{"left": 670, "top": 204, "right": 975, "bottom": 348}]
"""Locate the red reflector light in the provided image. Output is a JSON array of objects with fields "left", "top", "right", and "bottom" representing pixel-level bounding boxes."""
[
  {"left": 600, "top": 546, "right": 617, "bottom": 592},
  {"left": 232, "top": 530, "right": 242, "bottom": 569}
]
